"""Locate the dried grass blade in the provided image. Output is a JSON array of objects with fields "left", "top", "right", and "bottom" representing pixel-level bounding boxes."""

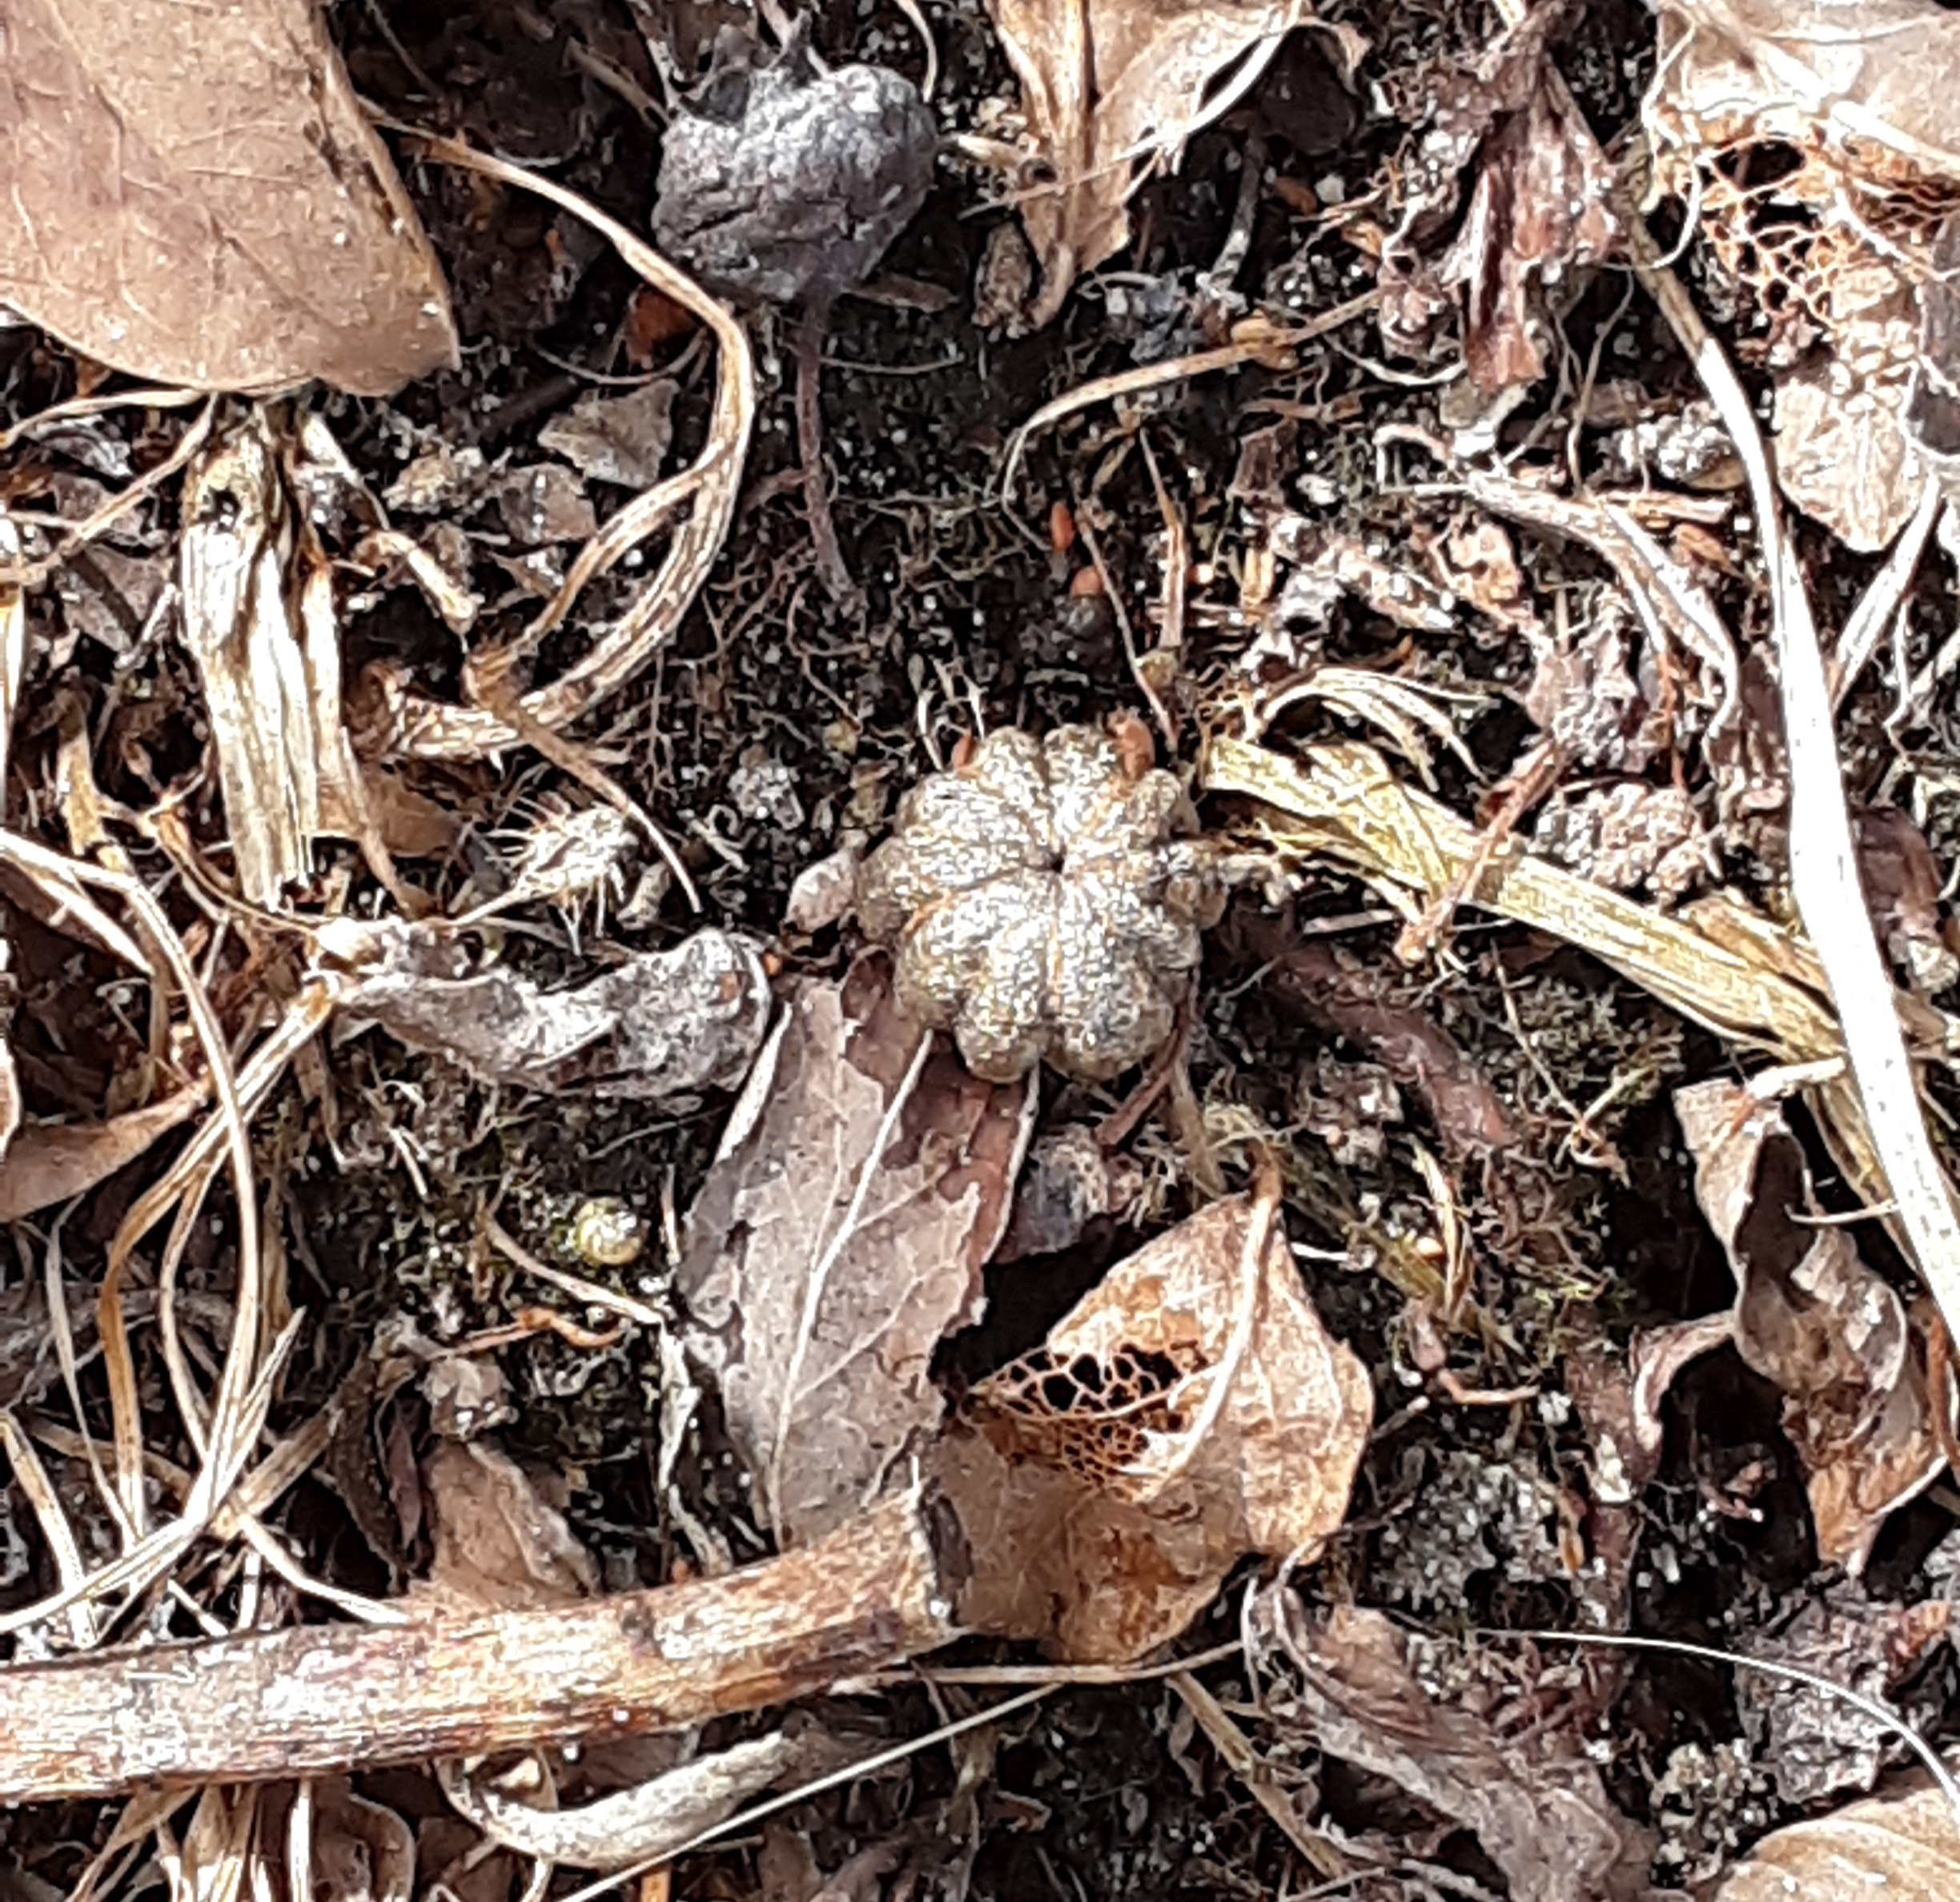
[
  {"left": 1203, "top": 736, "right": 1845, "bottom": 1064},
  {"left": 371, "top": 135, "right": 754, "bottom": 760},
  {"left": 0, "top": 1412, "right": 98, "bottom": 1646},
  {"left": 1629, "top": 222, "right": 1960, "bottom": 1350}
]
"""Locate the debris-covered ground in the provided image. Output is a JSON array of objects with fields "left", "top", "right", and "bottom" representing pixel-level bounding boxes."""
[{"left": 3, "top": 0, "right": 1960, "bottom": 1897}]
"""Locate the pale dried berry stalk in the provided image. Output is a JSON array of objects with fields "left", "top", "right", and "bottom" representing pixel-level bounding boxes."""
[{"left": 859, "top": 718, "right": 1223, "bottom": 1082}]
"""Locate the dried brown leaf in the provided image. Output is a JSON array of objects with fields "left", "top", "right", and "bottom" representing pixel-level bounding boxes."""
[
  {"left": 1444, "top": 79, "right": 1620, "bottom": 395},
  {"left": 538, "top": 381, "right": 677, "bottom": 490},
  {"left": 308, "top": 1781, "right": 414, "bottom": 1902},
  {"left": 1774, "top": 355, "right": 1926, "bottom": 552},
  {"left": 416, "top": 1439, "right": 597, "bottom": 1614},
  {"left": 989, "top": 0, "right": 1336, "bottom": 323},
  {"left": 0, "top": 0, "right": 458, "bottom": 395},
  {"left": 1715, "top": 1776, "right": 1960, "bottom": 1900},
  {"left": 934, "top": 1194, "right": 1370, "bottom": 1662},
  {"left": 326, "top": 920, "right": 771, "bottom": 1099},
  {"left": 1856, "top": 805, "right": 1960, "bottom": 993},
  {"left": 1656, "top": 0, "right": 1960, "bottom": 182},
  {"left": 1673, "top": 1077, "right": 1944, "bottom": 1569},
  {"left": 1255, "top": 1601, "right": 1650, "bottom": 1902},
  {"left": 0, "top": 1083, "right": 204, "bottom": 1223},
  {"left": 680, "top": 957, "right": 1035, "bottom": 1544}
]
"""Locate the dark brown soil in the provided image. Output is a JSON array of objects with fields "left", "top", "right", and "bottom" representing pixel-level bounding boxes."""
[{"left": 3, "top": 1, "right": 1958, "bottom": 1897}]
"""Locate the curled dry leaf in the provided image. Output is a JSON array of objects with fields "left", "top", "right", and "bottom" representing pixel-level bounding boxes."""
[
  {"left": 324, "top": 920, "right": 771, "bottom": 1100},
  {"left": 1442, "top": 72, "right": 1621, "bottom": 395},
  {"left": 1856, "top": 805, "right": 1960, "bottom": 993},
  {"left": 1647, "top": 0, "right": 1960, "bottom": 548},
  {"left": 178, "top": 409, "right": 320, "bottom": 907},
  {"left": 680, "top": 956, "right": 1036, "bottom": 1544},
  {"left": 1715, "top": 1775, "right": 1960, "bottom": 1900},
  {"left": 1673, "top": 1077, "right": 1944, "bottom": 1571},
  {"left": 0, "top": 1083, "right": 205, "bottom": 1223},
  {"left": 988, "top": 0, "right": 1360, "bottom": 325},
  {"left": 932, "top": 1194, "right": 1371, "bottom": 1663},
  {"left": 0, "top": 0, "right": 458, "bottom": 395},
  {"left": 1374, "top": 6, "right": 1617, "bottom": 390},
  {"left": 1251, "top": 1599, "right": 1650, "bottom": 1902},
  {"left": 440, "top": 1730, "right": 813, "bottom": 1872},
  {"left": 308, "top": 1781, "right": 414, "bottom": 1902}
]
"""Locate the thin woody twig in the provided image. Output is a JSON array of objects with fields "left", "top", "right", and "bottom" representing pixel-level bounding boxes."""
[{"left": 0, "top": 1489, "right": 956, "bottom": 1802}]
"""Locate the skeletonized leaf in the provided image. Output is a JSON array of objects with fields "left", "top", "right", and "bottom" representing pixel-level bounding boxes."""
[
  {"left": 935, "top": 1194, "right": 1371, "bottom": 1662},
  {"left": 1646, "top": 0, "right": 1960, "bottom": 547},
  {"left": 1655, "top": 0, "right": 1960, "bottom": 181},
  {"left": 679, "top": 956, "right": 1035, "bottom": 1545},
  {"left": 1715, "top": 1776, "right": 1960, "bottom": 1900},
  {"left": 0, "top": 0, "right": 458, "bottom": 395}
]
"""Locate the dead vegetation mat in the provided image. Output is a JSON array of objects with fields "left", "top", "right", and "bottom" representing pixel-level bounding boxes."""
[{"left": 3, "top": 1, "right": 1960, "bottom": 1900}]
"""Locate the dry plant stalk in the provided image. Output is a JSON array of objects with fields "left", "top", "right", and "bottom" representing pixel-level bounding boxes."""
[
  {"left": 0, "top": 1490, "right": 955, "bottom": 1803},
  {"left": 1627, "top": 219, "right": 1960, "bottom": 1376},
  {"left": 175, "top": 410, "right": 322, "bottom": 906}
]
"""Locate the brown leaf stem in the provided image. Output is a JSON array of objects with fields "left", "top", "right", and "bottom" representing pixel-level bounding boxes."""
[{"left": 793, "top": 306, "right": 863, "bottom": 611}]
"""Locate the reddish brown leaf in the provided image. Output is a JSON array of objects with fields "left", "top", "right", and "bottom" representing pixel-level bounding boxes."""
[{"left": 0, "top": 0, "right": 458, "bottom": 395}]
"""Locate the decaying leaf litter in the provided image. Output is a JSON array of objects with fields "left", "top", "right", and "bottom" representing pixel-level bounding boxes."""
[{"left": 6, "top": 0, "right": 1960, "bottom": 1896}]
